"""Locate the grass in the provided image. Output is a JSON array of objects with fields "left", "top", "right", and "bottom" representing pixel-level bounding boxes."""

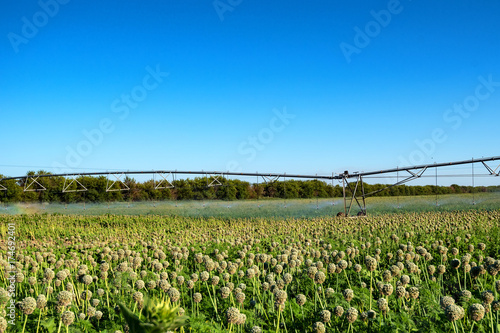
[{"left": 1, "top": 192, "right": 499, "bottom": 218}]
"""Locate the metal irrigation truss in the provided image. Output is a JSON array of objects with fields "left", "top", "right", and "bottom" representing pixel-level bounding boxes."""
[{"left": 1, "top": 156, "right": 499, "bottom": 216}]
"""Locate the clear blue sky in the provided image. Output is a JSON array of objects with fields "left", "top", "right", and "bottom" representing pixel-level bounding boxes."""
[{"left": 1, "top": 0, "right": 499, "bottom": 185}]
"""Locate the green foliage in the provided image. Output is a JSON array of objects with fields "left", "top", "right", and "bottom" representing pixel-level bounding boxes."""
[
  {"left": 40, "top": 317, "right": 56, "bottom": 332},
  {"left": 3, "top": 171, "right": 498, "bottom": 204},
  {"left": 188, "top": 314, "right": 225, "bottom": 332},
  {"left": 2, "top": 211, "right": 500, "bottom": 333},
  {"left": 119, "top": 298, "right": 187, "bottom": 333}
]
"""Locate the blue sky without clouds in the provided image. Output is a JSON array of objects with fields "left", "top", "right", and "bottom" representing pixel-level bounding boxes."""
[{"left": 1, "top": 0, "right": 499, "bottom": 185}]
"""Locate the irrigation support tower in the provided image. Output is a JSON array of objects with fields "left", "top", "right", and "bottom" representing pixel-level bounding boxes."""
[{"left": 1, "top": 156, "right": 499, "bottom": 216}]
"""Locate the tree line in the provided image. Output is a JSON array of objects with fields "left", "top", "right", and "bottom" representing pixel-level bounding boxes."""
[{"left": 0, "top": 171, "right": 498, "bottom": 203}]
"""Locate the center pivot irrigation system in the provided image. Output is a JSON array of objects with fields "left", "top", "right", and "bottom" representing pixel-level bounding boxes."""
[{"left": 1, "top": 156, "right": 499, "bottom": 216}]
